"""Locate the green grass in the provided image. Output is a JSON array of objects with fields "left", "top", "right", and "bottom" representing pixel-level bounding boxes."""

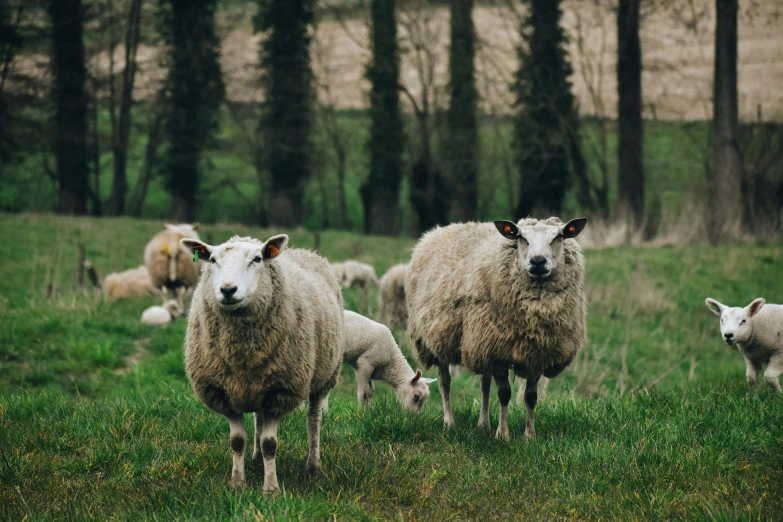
[{"left": 1, "top": 214, "right": 782, "bottom": 520}]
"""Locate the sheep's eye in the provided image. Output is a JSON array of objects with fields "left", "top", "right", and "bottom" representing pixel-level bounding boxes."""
[
  {"left": 210, "top": 257, "right": 217, "bottom": 264},
  {"left": 740, "top": 320, "right": 746, "bottom": 325},
  {"left": 253, "top": 256, "right": 262, "bottom": 264},
  {"left": 413, "top": 395, "right": 419, "bottom": 403}
]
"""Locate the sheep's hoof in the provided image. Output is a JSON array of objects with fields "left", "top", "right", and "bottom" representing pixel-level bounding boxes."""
[
  {"left": 524, "top": 428, "right": 536, "bottom": 441},
  {"left": 306, "top": 461, "right": 323, "bottom": 479},
  {"left": 477, "top": 419, "right": 491, "bottom": 431},
  {"left": 443, "top": 416, "right": 455, "bottom": 429},
  {"left": 263, "top": 476, "right": 280, "bottom": 494},
  {"left": 230, "top": 475, "right": 246, "bottom": 489},
  {"left": 495, "top": 427, "right": 510, "bottom": 441}
]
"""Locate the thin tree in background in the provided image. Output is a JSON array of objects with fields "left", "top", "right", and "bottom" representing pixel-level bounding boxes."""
[
  {"left": 617, "top": 0, "right": 644, "bottom": 232},
  {"left": 709, "top": 0, "right": 742, "bottom": 243},
  {"left": 0, "top": 0, "right": 22, "bottom": 167},
  {"left": 255, "top": 0, "right": 315, "bottom": 227},
  {"left": 512, "top": 0, "right": 585, "bottom": 218},
  {"left": 447, "top": 0, "right": 478, "bottom": 223},
  {"left": 159, "top": 0, "right": 224, "bottom": 222},
  {"left": 48, "top": 0, "right": 90, "bottom": 215},
  {"left": 110, "top": 0, "right": 143, "bottom": 216},
  {"left": 362, "top": 0, "right": 404, "bottom": 236}
]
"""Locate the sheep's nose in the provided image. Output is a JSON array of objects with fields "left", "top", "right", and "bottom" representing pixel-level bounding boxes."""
[
  {"left": 220, "top": 285, "right": 238, "bottom": 299},
  {"left": 724, "top": 333, "right": 734, "bottom": 340},
  {"left": 530, "top": 256, "right": 547, "bottom": 266}
]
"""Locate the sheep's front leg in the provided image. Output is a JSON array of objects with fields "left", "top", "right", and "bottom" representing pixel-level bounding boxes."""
[
  {"left": 764, "top": 355, "right": 782, "bottom": 393},
  {"left": 478, "top": 371, "right": 492, "bottom": 430},
  {"left": 493, "top": 367, "right": 511, "bottom": 440},
  {"left": 438, "top": 363, "right": 455, "bottom": 428},
  {"left": 523, "top": 375, "right": 541, "bottom": 441},
  {"left": 306, "top": 392, "right": 328, "bottom": 477},
  {"left": 258, "top": 416, "right": 282, "bottom": 493},
  {"left": 227, "top": 415, "right": 247, "bottom": 488},
  {"left": 744, "top": 357, "right": 762, "bottom": 387},
  {"left": 354, "top": 359, "right": 374, "bottom": 405}
]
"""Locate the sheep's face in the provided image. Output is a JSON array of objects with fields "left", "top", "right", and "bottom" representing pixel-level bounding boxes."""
[
  {"left": 397, "top": 370, "right": 437, "bottom": 412},
  {"left": 163, "top": 223, "right": 200, "bottom": 283},
  {"left": 163, "top": 299, "right": 184, "bottom": 318},
  {"left": 181, "top": 235, "right": 289, "bottom": 312},
  {"left": 494, "top": 218, "right": 588, "bottom": 280},
  {"left": 706, "top": 297, "right": 765, "bottom": 345}
]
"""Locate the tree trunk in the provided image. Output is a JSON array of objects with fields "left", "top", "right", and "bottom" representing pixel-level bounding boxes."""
[
  {"left": 129, "top": 103, "right": 165, "bottom": 217},
  {"left": 447, "top": 0, "right": 478, "bottom": 223},
  {"left": 111, "top": 0, "right": 142, "bottom": 216},
  {"left": 617, "top": 0, "right": 644, "bottom": 233},
  {"left": 709, "top": 0, "right": 742, "bottom": 243},
  {"left": 49, "top": 0, "right": 89, "bottom": 215},
  {"left": 365, "top": 0, "right": 404, "bottom": 235}
]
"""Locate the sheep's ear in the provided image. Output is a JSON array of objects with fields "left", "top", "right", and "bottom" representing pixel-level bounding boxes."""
[
  {"left": 263, "top": 234, "right": 289, "bottom": 260},
  {"left": 494, "top": 220, "right": 519, "bottom": 240},
  {"left": 411, "top": 369, "right": 422, "bottom": 384},
  {"left": 190, "top": 222, "right": 199, "bottom": 230},
  {"left": 562, "top": 217, "right": 588, "bottom": 239},
  {"left": 747, "top": 298, "right": 765, "bottom": 317},
  {"left": 421, "top": 377, "right": 437, "bottom": 385},
  {"left": 705, "top": 298, "right": 726, "bottom": 316},
  {"left": 180, "top": 238, "right": 212, "bottom": 261}
]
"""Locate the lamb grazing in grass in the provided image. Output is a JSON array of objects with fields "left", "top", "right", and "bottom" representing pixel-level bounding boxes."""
[
  {"left": 378, "top": 264, "right": 408, "bottom": 330},
  {"left": 705, "top": 297, "right": 783, "bottom": 392},
  {"left": 339, "top": 260, "right": 379, "bottom": 289},
  {"left": 144, "top": 223, "right": 201, "bottom": 304},
  {"left": 141, "top": 298, "right": 185, "bottom": 326},
  {"left": 343, "top": 310, "right": 436, "bottom": 411},
  {"left": 102, "top": 265, "right": 158, "bottom": 301},
  {"left": 181, "top": 234, "right": 344, "bottom": 492},
  {"left": 407, "top": 216, "right": 588, "bottom": 440}
]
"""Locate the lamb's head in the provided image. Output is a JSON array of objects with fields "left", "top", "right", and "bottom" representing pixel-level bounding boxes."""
[
  {"left": 705, "top": 297, "right": 765, "bottom": 345},
  {"left": 494, "top": 217, "right": 588, "bottom": 280},
  {"left": 397, "top": 369, "right": 437, "bottom": 412},
  {"left": 181, "top": 234, "right": 288, "bottom": 312},
  {"left": 162, "top": 298, "right": 185, "bottom": 318}
]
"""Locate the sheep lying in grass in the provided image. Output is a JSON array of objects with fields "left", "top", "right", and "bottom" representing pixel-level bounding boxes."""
[
  {"left": 407, "top": 217, "right": 588, "bottom": 440},
  {"left": 343, "top": 310, "right": 435, "bottom": 411},
  {"left": 181, "top": 234, "right": 344, "bottom": 492},
  {"left": 144, "top": 223, "right": 201, "bottom": 304},
  {"left": 103, "top": 265, "right": 158, "bottom": 301},
  {"left": 141, "top": 298, "right": 185, "bottom": 326},
  {"left": 378, "top": 264, "right": 408, "bottom": 330},
  {"left": 705, "top": 297, "right": 783, "bottom": 392}
]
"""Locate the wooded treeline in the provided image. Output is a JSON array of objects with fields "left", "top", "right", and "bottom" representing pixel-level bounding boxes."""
[{"left": 0, "top": 0, "right": 780, "bottom": 242}]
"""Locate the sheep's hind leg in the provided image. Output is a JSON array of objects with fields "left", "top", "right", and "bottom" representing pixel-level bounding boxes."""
[
  {"left": 478, "top": 371, "right": 492, "bottom": 430},
  {"left": 438, "top": 363, "right": 455, "bottom": 428},
  {"left": 523, "top": 375, "right": 541, "bottom": 441},
  {"left": 252, "top": 412, "right": 263, "bottom": 463},
  {"left": 764, "top": 355, "right": 782, "bottom": 393},
  {"left": 306, "top": 391, "right": 328, "bottom": 477},
  {"left": 227, "top": 415, "right": 247, "bottom": 488},
  {"left": 493, "top": 367, "right": 511, "bottom": 440},
  {"left": 259, "top": 416, "right": 282, "bottom": 493}
]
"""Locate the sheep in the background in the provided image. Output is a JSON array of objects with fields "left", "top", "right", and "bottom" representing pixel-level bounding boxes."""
[
  {"left": 331, "top": 262, "right": 345, "bottom": 284},
  {"left": 102, "top": 265, "right": 158, "bottom": 301},
  {"left": 181, "top": 234, "right": 344, "bottom": 492},
  {"left": 406, "top": 217, "right": 588, "bottom": 440},
  {"left": 343, "top": 310, "right": 435, "bottom": 411},
  {"left": 705, "top": 297, "right": 783, "bottom": 392},
  {"left": 144, "top": 223, "right": 201, "bottom": 304},
  {"left": 141, "top": 298, "right": 185, "bottom": 326},
  {"left": 378, "top": 263, "right": 408, "bottom": 330},
  {"left": 340, "top": 260, "right": 379, "bottom": 289}
]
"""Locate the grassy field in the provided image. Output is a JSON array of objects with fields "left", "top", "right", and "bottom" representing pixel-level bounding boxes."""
[{"left": 1, "top": 214, "right": 782, "bottom": 520}]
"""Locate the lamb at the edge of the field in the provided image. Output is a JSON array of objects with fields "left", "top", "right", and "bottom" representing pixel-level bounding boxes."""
[
  {"left": 144, "top": 223, "right": 201, "bottom": 304},
  {"left": 406, "top": 216, "right": 588, "bottom": 441},
  {"left": 705, "top": 297, "right": 783, "bottom": 392},
  {"left": 378, "top": 263, "right": 408, "bottom": 330},
  {"left": 102, "top": 265, "right": 158, "bottom": 301},
  {"left": 181, "top": 234, "right": 344, "bottom": 492},
  {"left": 343, "top": 310, "right": 435, "bottom": 411}
]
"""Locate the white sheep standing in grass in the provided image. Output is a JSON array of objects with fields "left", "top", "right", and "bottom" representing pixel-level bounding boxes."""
[
  {"left": 144, "top": 223, "right": 201, "bottom": 305},
  {"left": 406, "top": 217, "right": 588, "bottom": 440},
  {"left": 181, "top": 234, "right": 344, "bottom": 492},
  {"left": 343, "top": 310, "right": 436, "bottom": 411},
  {"left": 378, "top": 263, "right": 408, "bottom": 330},
  {"left": 705, "top": 297, "right": 783, "bottom": 392},
  {"left": 102, "top": 265, "right": 158, "bottom": 301}
]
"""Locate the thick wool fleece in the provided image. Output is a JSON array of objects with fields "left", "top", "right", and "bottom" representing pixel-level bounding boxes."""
[
  {"left": 184, "top": 238, "right": 344, "bottom": 419},
  {"left": 378, "top": 263, "right": 408, "bottom": 329},
  {"left": 144, "top": 226, "right": 201, "bottom": 290},
  {"left": 406, "top": 218, "right": 587, "bottom": 376}
]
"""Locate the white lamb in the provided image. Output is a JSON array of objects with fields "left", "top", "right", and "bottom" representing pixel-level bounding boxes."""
[
  {"left": 140, "top": 299, "right": 185, "bottom": 326},
  {"left": 343, "top": 310, "right": 436, "bottom": 411},
  {"left": 705, "top": 297, "right": 783, "bottom": 392}
]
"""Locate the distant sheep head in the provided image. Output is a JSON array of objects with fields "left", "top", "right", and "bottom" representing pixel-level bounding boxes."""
[
  {"left": 705, "top": 297, "right": 766, "bottom": 346},
  {"left": 181, "top": 234, "right": 289, "bottom": 312},
  {"left": 494, "top": 217, "right": 588, "bottom": 280}
]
